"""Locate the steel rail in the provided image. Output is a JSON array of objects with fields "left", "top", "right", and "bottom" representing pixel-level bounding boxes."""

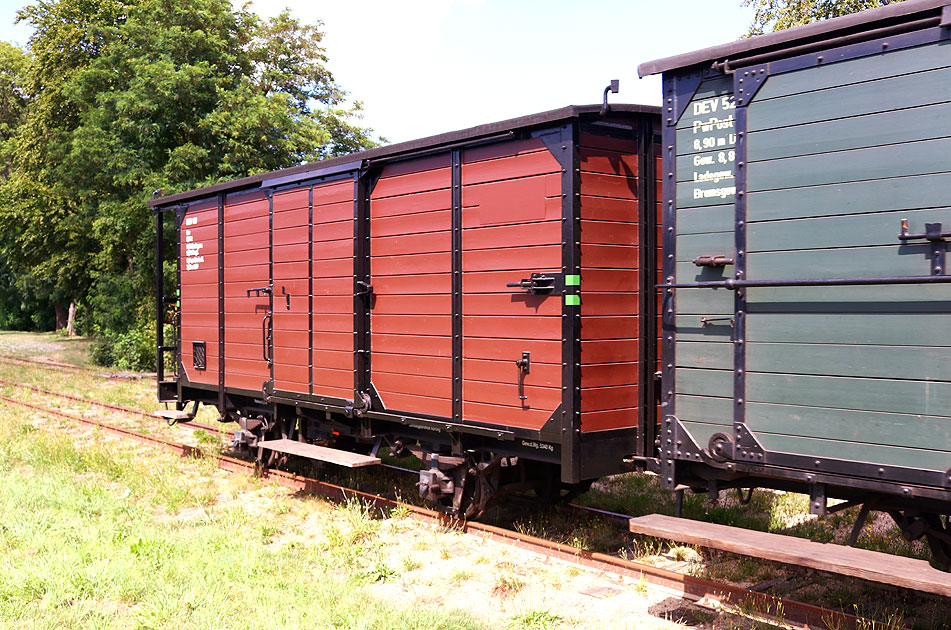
[
  {"left": 0, "top": 392, "right": 866, "bottom": 630},
  {"left": 0, "top": 355, "right": 149, "bottom": 380}
]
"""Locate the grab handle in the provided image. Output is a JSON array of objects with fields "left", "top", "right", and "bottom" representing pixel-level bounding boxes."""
[{"left": 261, "top": 314, "right": 272, "bottom": 364}]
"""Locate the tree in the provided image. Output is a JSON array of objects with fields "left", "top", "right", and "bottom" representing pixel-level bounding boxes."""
[
  {"left": 743, "top": 0, "right": 904, "bottom": 35},
  {"left": 0, "top": 0, "right": 377, "bottom": 361}
]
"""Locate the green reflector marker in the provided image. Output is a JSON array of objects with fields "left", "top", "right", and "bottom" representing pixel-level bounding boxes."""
[
  {"left": 565, "top": 274, "right": 581, "bottom": 286},
  {"left": 565, "top": 295, "right": 581, "bottom": 306}
]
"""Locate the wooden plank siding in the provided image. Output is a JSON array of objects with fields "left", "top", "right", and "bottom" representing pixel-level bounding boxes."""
[
  {"left": 461, "top": 138, "right": 563, "bottom": 430},
  {"left": 271, "top": 188, "right": 310, "bottom": 394},
  {"left": 179, "top": 200, "right": 219, "bottom": 387},
  {"left": 737, "top": 39, "right": 951, "bottom": 470},
  {"left": 370, "top": 155, "right": 453, "bottom": 415},
  {"left": 578, "top": 133, "right": 642, "bottom": 432}
]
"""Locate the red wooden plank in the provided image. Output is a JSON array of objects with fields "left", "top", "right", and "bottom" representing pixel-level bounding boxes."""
[
  {"left": 314, "top": 314, "right": 352, "bottom": 333},
  {"left": 313, "top": 385, "right": 354, "bottom": 400},
  {"left": 463, "top": 220, "right": 561, "bottom": 251},
  {"left": 314, "top": 277, "right": 352, "bottom": 296},
  {"left": 462, "top": 245, "right": 561, "bottom": 272},
  {"left": 314, "top": 296, "right": 352, "bottom": 314},
  {"left": 373, "top": 252, "right": 450, "bottom": 276},
  {"left": 372, "top": 294, "right": 451, "bottom": 316},
  {"left": 315, "top": 259, "right": 352, "bottom": 278},
  {"left": 373, "top": 352, "right": 450, "bottom": 378},
  {"left": 462, "top": 293, "right": 561, "bottom": 317},
  {"left": 371, "top": 315, "right": 452, "bottom": 336},
  {"left": 580, "top": 362, "right": 638, "bottom": 388},
  {"left": 225, "top": 373, "right": 269, "bottom": 392},
  {"left": 272, "top": 189, "right": 309, "bottom": 212},
  {"left": 462, "top": 270, "right": 558, "bottom": 294},
  {"left": 181, "top": 297, "right": 218, "bottom": 314},
  {"left": 379, "top": 392, "right": 452, "bottom": 418},
  {"left": 462, "top": 338, "right": 561, "bottom": 364},
  {"left": 181, "top": 312, "right": 218, "bottom": 328},
  {"left": 314, "top": 367, "right": 354, "bottom": 389},
  {"left": 373, "top": 230, "right": 450, "bottom": 256},
  {"left": 372, "top": 273, "right": 451, "bottom": 295},
  {"left": 314, "top": 239, "right": 352, "bottom": 260},
  {"left": 580, "top": 316, "right": 638, "bottom": 340},
  {"left": 273, "top": 374, "right": 308, "bottom": 394},
  {"left": 462, "top": 147, "right": 559, "bottom": 185},
  {"left": 273, "top": 329, "right": 309, "bottom": 348},
  {"left": 272, "top": 314, "right": 308, "bottom": 332},
  {"left": 313, "top": 201, "right": 353, "bottom": 224},
  {"left": 224, "top": 342, "right": 267, "bottom": 361},
  {"left": 580, "top": 385, "right": 637, "bottom": 412},
  {"left": 373, "top": 371, "right": 452, "bottom": 399},
  {"left": 225, "top": 215, "right": 269, "bottom": 238},
  {"left": 580, "top": 292, "right": 638, "bottom": 316},
  {"left": 224, "top": 198, "right": 268, "bottom": 222},
  {"left": 581, "top": 408, "right": 637, "bottom": 432},
  {"left": 463, "top": 138, "right": 547, "bottom": 164},
  {"left": 274, "top": 346, "right": 308, "bottom": 365},
  {"left": 580, "top": 220, "right": 637, "bottom": 246},
  {"left": 224, "top": 249, "right": 269, "bottom": 267},
  {"left": 580, "top": 269, "right": 638, "bottom": 292},
  {"left": 181, "top": 268, "right": 218, "bottom": 285},
  {"left": 370, "top": 189, "right": 451, "bottom": 218},
  {"left": 463, "top": 380, "right": 560, "bottom": 410},
  {"left": 461, "top": 401, "right": 549, "bottom": 430},
  {"left": 580, "top": 195, "right": 637, "bottom": 222},
  {"left": 222, "top": 264, "right": 268, "bottom": 283},
  {"left": 313, "top": 180, "right": 354, "bottom": 205},
  {"left": 581, "top": 172, "right": 636, "bottom": 200},
  {"left": 224, "top": 356, "right": 270, "bottom": 376},
  {"left": 580, "top": 149, "right": 639, "bottom": 175},
  {"left": 313, "top": 332, "right": 352, "bottom": 351},
  {"left": 372, "top": 166, "right": 451, "bottom": 199},
  {"left": 273, "top": 225, "right": 308, "bottom": 247},
  {"left": 181, "top": 325, "right": 219, "bottom": 340},
  {"left": 581, "top": 339, "right": 639, "bottom": 364},
  {"left": 181, "top": 283, "right": 218, "bottom": 299},
  {"left": 313, "top": 350, "right": 352, "bottom": 370},
  {"left": 371, "top": 210, "right": 451, "bottom": 238},
  {"left": 463, "top": 358, "right": 560, "bottom": 388},
  {"left": 269, "top": 278, "right": 309, "bottom": 296},
  {"left": 463, "top": 315, "right": 561, "bottom": 340},
  {"left": 462, "top": 174, "right": 561, "bottom": 226},
  {"left": 580, "top": 244, "right": 637, "bottom": 269},
  {"left": 314, "top": 219, "right": 353, "bottom": 242},
  {"left": 272, "top": 243, "right": 308, "bottom": 264},
  {"left": 223, "top": 297, "right": 269, "bottom": 314},
  {"left": 372, "top": 334, "right": 452, "bottom": 357},
  {"left": 181, "top": 364, "right": 217, "bottom": 386}
]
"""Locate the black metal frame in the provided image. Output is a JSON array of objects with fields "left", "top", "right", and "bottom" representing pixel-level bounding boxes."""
[{"left": 659, "top": 23, "right": 951, "bottom": 497}]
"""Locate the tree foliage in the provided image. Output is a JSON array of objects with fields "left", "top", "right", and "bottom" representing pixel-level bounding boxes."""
[
  {"left": 742, "top": 0, "right": 904, "bottom": 34},
  {"left": 0, "top": 0, "right": 377, "bottom": 360}
]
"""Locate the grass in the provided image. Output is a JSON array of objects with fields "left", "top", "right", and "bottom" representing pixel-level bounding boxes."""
[{"left": 0, "top": 402, "right": 482, "bottom": 629}]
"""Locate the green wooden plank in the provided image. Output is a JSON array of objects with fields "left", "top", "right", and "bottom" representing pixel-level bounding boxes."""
[
  {"left": 747, "top": 402, "right": 951, "bottom": 453},
  {"left": 747, "top": 244, "right": 933, "bottom": 280},
  {"left": 677, "top": 204, "right": 734, "bottom": 236},
  {"left": 748, "top": 208, "right": 951, "bottom": 252},
  {"left": 676, "top": 150, "right": 736, "bottom": 183},
  {"left": 746, "top": 313, "right": 951, "bottom": 346},
  {"left": 748, "top": 65, "right": 951, "bottom": 132},
  {"left": 747, "top": 283, "right": 951, "bottom": 308},
  {"left": 676, "top": 76, "right": 734, "bottom": 130},
  {"left": 677, "top": 367, "right": 733, "bottom": 397},
  {"left": 676, "top": 126, "right": 738, "bottom": 159},
  {"left": 753, "top": 432, "right": 950, "bottom": 472},
  {"left": 679, "top": 420, "right": 732, "bottom": 450},
  {"left": 677, "top": 180, "right": 736, "bottom": 208},
  {"left": 676, "top": 261, "right": 736, "bottom": 285},
  {"left": 674, "top": 395, "right": 733, "bottom": 426},
  {"left": 675, "top": 316, "right": 735, "bottom": 343},
  {"left": 748, "top": 100, "right": 951, "bottom": 162},
  {"left": 747, "top": 373, "right": 951, "bottom": 418},
  {"left": 675, "top": 287, "right": 734, "bottom": 315},
  {"left": 747, "top": 342, "right": 951, "bottom": 381},
  {"left": 747, "top": 137, "right": 951, "bottom": 192},
  {"left": 747, "top": 172, "right": 951, "bottom": 222},
  {"left": 677, "top": 231, "right": 735, "bottom": 262},
  {"left": 754, "top": 40, "right": 951, "bottom": 102},
  {"left": 676, "top": 340, "right": 732, "bottom": 370}
]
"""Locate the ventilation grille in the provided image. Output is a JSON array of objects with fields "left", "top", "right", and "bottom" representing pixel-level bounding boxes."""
[{"left": 192, "top": 342, "right": 206, "bottom": 370}]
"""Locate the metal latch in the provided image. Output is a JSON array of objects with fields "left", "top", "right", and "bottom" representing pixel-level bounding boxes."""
[
  {"left": 515, "top": 352, "right": 530, "bottom": 401},
  {"left": 356, "top": 281, "right": 373, "bottom": 297},
  {"left": 899, "top": 219, "right": 949, "bottom": 275},
  {"left": 507, "top": 273, "right": 556, "bottom": 295},
  {"left": 247, "top": 285, "right": 272, "bottom": 297},
  {"left": 693, "top": 255, "right": 735, "bottom": 267}
]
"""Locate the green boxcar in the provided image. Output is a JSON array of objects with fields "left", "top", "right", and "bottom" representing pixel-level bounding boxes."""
[{"left": 640, "top": 0, "right": 951, "bottom": 569}]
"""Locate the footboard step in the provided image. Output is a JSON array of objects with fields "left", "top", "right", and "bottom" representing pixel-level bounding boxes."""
[
  {"left": 257, "top": 438, "right": 381, "bottom": 468},
  {"left": 628, "top": 514, "right": 951, "bottom": 596},
  {"left": 155, "top": 410, "right": 193, "bottom": 421}
]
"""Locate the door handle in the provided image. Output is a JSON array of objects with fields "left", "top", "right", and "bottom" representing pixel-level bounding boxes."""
[
  {"left": 261, "top": 314, "right": 272, "bottom": 364},
  {"left": 515, "top": 352, "right": 530, "bottom": 401}
]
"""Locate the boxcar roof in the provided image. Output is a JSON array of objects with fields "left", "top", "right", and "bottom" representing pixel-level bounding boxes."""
[
  {"left": 638, "top": 0, "right": 950, "bottom": 77},
  {"left": 148, "top": 103, "right": 659, "bottom": 208}
]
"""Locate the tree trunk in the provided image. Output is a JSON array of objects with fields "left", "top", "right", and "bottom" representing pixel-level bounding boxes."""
[
  {"left": 66, "top": 300, "right": 76, "bottom": 336},
  {"left": 54, "top": 303, "right": 68, "bottom": 330}
]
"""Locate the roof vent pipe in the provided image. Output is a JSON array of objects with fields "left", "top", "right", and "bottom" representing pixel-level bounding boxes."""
[{"left": 601, "top": 79, "right": 619, "bottom": 116}]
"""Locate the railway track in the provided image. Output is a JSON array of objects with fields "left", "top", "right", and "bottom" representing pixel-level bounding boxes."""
[
  {"left": 0, "top": 382, "right": 867, "bottom": 630},
  {"left": 0, "top": 355, "right": 149, "bottom": 380}
]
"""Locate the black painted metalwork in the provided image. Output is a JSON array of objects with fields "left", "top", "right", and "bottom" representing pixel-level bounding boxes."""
[
  {"left": 636, "top": 115, "right": 658, "bottom": 459},
  {"left": 218, "top": 194, "right": 225, "bottom": 413},
  {"left": 155, "top": 208, "right": 165, "bottom": 383},
  {"left": 732, "top": 86, "right": 749, "bottom": 458},
  {"left": 308, "top": 186, "right": 314, "bottom": 395},
  {"left": 662, "top": 274, "right": 951, "bottom": 289},
  {"left": 354, "top": 171, "right": 372, "bottom": 399},
  {"left": 267, "top": 191, "right": 274, "bottom": 395},
  {"left": 560, "top": 123, "right": 582, "bottom": 484},
  {"left": 451, "top": 148, "right": 463, "bottom": 424}
]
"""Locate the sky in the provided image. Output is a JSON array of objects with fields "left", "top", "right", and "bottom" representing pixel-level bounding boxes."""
[{"left": 0, "top": 0, "right": 755, "bottom": 143}]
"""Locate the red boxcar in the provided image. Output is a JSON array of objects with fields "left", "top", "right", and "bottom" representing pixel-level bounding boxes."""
[{"left": 152, "top": 105, "right": 661, "bottom": 516}]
